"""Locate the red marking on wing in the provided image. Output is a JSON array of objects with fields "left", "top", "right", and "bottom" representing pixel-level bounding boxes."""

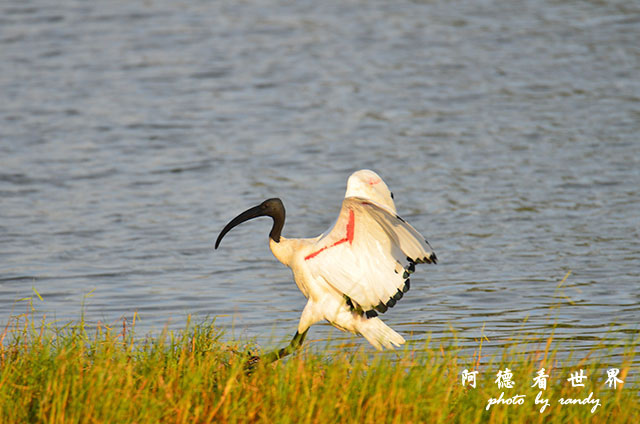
[
  {"left": 305, "top": 210, "right": 355, "bottom": 261},
  {"left": 345, "top": 209, "right": 355, "bottom": 243}
]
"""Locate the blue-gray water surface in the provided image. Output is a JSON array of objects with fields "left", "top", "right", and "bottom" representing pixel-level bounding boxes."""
[{"left": 1, "top": 0, "right": 639, "bottom": 363}]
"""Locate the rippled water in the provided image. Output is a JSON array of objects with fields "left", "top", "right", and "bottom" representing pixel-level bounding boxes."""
[{"left": 1, "top": 0, "right": 639, "bottom": 359}]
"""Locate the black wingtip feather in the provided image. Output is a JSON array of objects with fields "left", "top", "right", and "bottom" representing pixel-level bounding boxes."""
[
  {"left": 403, "top": 278, "right": 410, "bottom": 293},
  {"left": 345, "top": 296, "right": 354, "bottom": 309},
  {"left": 375, "top": 302, "right": 388, "bottom": 313},
  {"left": 393, "top": 289, "right": 404, "bottom": 301}
]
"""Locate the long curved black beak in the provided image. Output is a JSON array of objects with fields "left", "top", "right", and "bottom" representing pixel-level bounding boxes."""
[
  {"left": 215, "top": 198, "right": 285, "bottom": 249},
  {"left": 215, "top": 204, "right": 265, "bottom": 249}
]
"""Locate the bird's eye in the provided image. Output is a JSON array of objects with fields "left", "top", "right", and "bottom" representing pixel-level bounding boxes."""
[{"left": 390, "top": 192, "right": 394, "bottom": 199}]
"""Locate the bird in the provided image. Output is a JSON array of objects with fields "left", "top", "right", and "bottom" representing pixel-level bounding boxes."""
[{"left": 215, "top": 169, "right": 436, "bottom": 363}]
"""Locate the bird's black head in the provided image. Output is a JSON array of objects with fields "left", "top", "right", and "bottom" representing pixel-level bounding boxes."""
[
  {"left": 215, "top": 198, "right": 286, "bottom": 249},
  {"left": 258, "top": 198, "right": 285, "bottom": 219}
]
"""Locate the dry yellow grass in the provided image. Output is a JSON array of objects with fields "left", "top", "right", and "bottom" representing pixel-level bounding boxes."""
[{"left": 0, "top": 308, "right": 637, "bottom": 423}]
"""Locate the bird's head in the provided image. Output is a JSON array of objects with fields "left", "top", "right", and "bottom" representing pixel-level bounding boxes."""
[
  {"left": 344, "top": 169, "right": 397, "bottom": 213},
  {"left": 215, "top": 198, "right": 286, "bottom": 249}
]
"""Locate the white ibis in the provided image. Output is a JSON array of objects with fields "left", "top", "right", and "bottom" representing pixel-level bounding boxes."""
[{"left": 215, "top": 169, "right": 436, "bottom": 363}]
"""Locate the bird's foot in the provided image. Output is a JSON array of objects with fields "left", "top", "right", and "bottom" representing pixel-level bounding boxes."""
[{"left": 244, "top": 353, "right": 261, "bottom": 374}]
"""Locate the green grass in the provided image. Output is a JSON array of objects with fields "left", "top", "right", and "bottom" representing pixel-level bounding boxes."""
[{"left": 1, "top": 308, "right": 638, "bottom": 424}]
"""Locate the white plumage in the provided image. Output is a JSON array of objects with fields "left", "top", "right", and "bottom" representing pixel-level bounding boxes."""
[{"left": 215, "top": 169, "right": 436, "bottom": 360}]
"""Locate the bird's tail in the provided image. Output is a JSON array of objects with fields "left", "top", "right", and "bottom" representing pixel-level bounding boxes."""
[{"left": 356, "top": 317, "right": 405, "bottom": 350}]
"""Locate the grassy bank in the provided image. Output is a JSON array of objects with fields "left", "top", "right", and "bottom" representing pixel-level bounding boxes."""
[{"left": 0, "top": 311, "right": 638, "bottom": 424}]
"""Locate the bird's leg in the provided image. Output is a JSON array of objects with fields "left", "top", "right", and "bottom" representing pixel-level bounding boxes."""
[
  {"left": 246, "top": 329, "right": 309, "bottom": 371},
  {"left": 264, "top": 329, "right": 309, "bottom": 362}
]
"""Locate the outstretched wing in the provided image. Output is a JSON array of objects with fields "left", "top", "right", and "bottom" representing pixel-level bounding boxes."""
[{"left": 305, "top": 197, "right": 436, "bottom": 317}]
